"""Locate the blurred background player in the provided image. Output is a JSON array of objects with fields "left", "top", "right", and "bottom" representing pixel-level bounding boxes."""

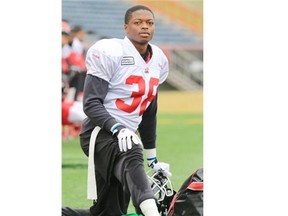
[
  {"left": 62, "top": 21, "right": 87, "bottom": 102},
  {"left": 69, "top": 25, "right": 87, "bottom": 101},
  {"left": 62, "top": 20, "right": 86, "bottom": 139},
  {"left": 62, "top": 19, "right": 72, "bottom": 83},
  {"left": 62, "top": 79, "right": 86, "bottom": 139}
]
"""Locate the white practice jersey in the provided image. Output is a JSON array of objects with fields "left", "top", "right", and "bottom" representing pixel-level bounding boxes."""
[{"left": 85, "top": 36, "right": 169, "bottom": 131}]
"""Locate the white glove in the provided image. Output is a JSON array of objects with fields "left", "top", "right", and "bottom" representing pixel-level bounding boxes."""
[
  {"left": 149, "top": 159, "right": 172, "bottom": 177},
  {"left": 117, "top": 128, "right": 141, "bottom": 152}
]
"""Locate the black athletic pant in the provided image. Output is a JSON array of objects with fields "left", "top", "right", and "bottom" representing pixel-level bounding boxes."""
[
  {"left": 62, "top": 207, "right": 91, "bottom": 216},
  {"left": 68, "top": 72, "right": 86, "bottom": 101},
  {"left": 77, "top": 128, "right": 154, "bottom": 216}
]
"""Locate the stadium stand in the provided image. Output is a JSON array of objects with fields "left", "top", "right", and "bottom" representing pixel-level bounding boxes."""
[
  {"left": 62, "top": 0, "right": 203, "bottom": 90},
  {"left": 62, "top": 0, "right": 201, "bottom": 46},
  {"left": 130, "top": 0, "right": 203, "bottom": 36}
]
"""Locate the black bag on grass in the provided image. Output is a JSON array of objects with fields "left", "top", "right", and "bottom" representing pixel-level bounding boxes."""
[{"left": 167, "top": 168, "right": 203, "bottom": 216}]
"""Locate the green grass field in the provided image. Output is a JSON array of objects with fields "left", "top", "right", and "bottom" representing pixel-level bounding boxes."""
[{"left": 62, "top": 92, "right": 203, "bottom": 213}]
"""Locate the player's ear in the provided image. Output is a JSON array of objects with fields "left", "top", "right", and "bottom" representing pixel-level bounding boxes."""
[{"left": 124, "top": 24, "right": 129, "bottom": 34}]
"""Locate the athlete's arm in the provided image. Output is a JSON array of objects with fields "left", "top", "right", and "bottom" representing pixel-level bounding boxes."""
[
  {"left": 82, "top": 74, "right": 118, "bottom": 132},
  {"left": 139, "top": 94, "right": 171, "bottom": 176},
  {"left": 138, "top": 93, "right": 157, "bottom": 149}
]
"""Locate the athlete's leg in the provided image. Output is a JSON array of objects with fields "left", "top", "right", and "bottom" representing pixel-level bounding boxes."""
[
  {"left": 80, "top": 129, "right": 130, "bottom": 216},
  {"left": 80, "top": 129, "right": 159, "bottom": 216},
  {"left": 113, "top": 141, "right": 159, "bottom": 215}
]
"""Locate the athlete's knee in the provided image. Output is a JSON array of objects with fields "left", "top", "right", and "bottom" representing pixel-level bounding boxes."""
[
  {"left": 123, "top": 143, "right": 144, "bottom": 163},
  {"left": 114, "top": 144, "right": 143, "bottom": 176},
  {"left": 129, "top": 142, "right": 143, "bottom": 154}
]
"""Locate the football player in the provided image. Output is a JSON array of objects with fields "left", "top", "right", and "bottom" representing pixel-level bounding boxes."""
[
  {"left": 62, "top": 79, "right": 86, "bottom": 139},
  {"left": 79, "top": 5, "right": 171, "bottom": 216}
]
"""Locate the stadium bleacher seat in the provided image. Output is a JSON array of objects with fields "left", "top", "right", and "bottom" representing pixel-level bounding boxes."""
[{"left": 62, "top": 0, "right": 202, "bottom": 46}]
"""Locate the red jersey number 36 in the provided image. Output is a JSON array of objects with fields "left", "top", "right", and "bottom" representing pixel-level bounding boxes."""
[{"left": 116, "top": 75, "right": 159, "bottom": 116}]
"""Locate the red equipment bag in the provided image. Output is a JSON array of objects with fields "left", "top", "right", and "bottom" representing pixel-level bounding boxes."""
[{"left": 167, "top": 168, "right": 203, "bottom": 216}]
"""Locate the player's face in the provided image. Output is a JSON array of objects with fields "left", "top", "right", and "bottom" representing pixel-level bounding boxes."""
[{"left": 125, "top": 9, "right": 155, "bottom": 45}]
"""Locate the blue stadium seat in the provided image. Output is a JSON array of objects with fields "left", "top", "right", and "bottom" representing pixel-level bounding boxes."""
[{"left": 62, "top": 0, "right": 202, "bottom": 46}]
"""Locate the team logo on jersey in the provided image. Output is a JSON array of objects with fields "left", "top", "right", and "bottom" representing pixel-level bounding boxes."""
[{"left": 121, "top": 56, "right": 135, "bottom": 65}]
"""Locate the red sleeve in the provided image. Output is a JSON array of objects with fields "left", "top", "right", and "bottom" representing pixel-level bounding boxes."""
[
  {"left": 62, "top": 101, "right": 74, "bottom": 125},
  {"left": 68, "top": 52, "right": 86, "bottom": 71},
  {"left": 62, "top": 57, "right": 69, "bottom": 73}
]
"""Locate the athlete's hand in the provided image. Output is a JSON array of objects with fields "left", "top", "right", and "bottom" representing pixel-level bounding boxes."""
[
  {"left": 149, "top": 158, "right": 172, "bottom": 177},
  {"left": 116, "top": 128, "right": 141, "bottom": 152}
]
